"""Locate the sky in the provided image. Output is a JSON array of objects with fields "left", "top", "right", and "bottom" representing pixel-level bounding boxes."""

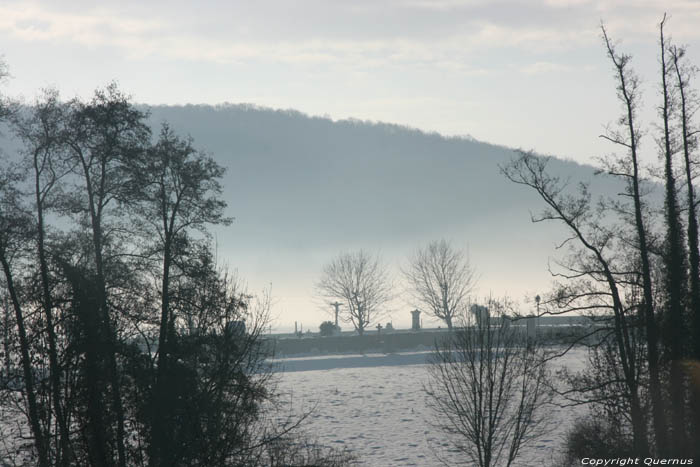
[
  {"left": 2, "top": 1, "right": 699, "bottom": 165},
  {"left": 2, "top": 0, "right": 700, "bottom": 331}
]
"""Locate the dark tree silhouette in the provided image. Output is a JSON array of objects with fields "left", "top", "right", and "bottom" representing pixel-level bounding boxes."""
[
  {"left": 670, "top": 39, "right": 700, "bottom": 441},
  {"left": 319, "top": 321, "right": 339, "bottom": 336},
  {"left": 63, "top": 84, "right": 151, "bottom": 467},
  {"left": 0, "top": 78, "right": 357, "bottom": 466},
  {"left": 0, "top": 166, "right": 51, "bottom": 467},
  {"left": 599, "top": 24, "right": 668, "bottom": 453},
  {"left": 122, "top": 123, "right": 231, "bottom": 466},
  {"left": 502, "top": 17, "right": 700, "bottom": 458},
  {"left": 12, "top": 90, "right": 74, "bottom": 466},
  {"left": 670, "top": 38, "right": 700, "bottom": 364},
  {"left": 658, "top": 15, "right": 690, "bottom": 454},
  {"left": 502, "top": 151, "right": 649, "bottom": 454}
]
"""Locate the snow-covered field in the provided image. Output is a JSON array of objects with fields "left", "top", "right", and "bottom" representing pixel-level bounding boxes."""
[{"left": 273, "top": 347, "right": 588, "bottom": 466}]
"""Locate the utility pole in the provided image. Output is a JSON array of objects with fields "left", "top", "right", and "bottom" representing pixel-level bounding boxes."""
[{"left": 331, "top": 301, "right": 342, "bottom": 327}]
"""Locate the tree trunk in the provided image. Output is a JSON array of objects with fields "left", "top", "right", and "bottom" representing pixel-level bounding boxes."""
[
  {"left": 92, "top": 229, "right": 127, "bottom": 467},
  {"left": 151, "top": 241, "right": 173, "bottom": 467},
  {"left": 65, "top": 267, "right": 112, "bottom": 467},
  {"left": 34, "top": 164, "right": 72, "bottom": 466},
  {"left": 0, "top": 254, "right": 50, "bottom": 467},
  {"left": 673, "top": 45, "right": 700, "bottom": 452},
  {"left": 78, "top": 153, "right": 127, "bottom": 467},
  {"left": 659, "top": 20, "right": 688, "bottom": 452}
]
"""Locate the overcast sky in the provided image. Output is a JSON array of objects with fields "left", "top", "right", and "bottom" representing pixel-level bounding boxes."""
[
  {"left": 2, "top": 1, "right": 700, "bottom": 330},
  {"left": 2, "top": 0, "right": 699, "bottom": 165}
]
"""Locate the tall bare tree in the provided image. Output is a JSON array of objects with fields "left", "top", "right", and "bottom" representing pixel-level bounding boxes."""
[
  {"left": 0, "top": 60, "right": 52, "bottom": 467},
  {"left": 12, "top": 89, "right": 74, "bottom": 466},
  {"left": 599, "top": 24, "right": 668, "bottom": 454},
  {"left": 670, "top": 37, "right": 700, "bottom": 364},
  {"left": 63, "top": 84, "right": 150, "bottom": 467},
  {"left": 316, "top": 250, "right": 392, "bottom": 335},
  {"left": 670, "top": 38, "right": 700, "bottom": 445},
  {"left": 657, "top": 15, "right": 690, "bottom": 453},
  {"left": 403, "top": 239, "right": 476, "bottom": 330}
]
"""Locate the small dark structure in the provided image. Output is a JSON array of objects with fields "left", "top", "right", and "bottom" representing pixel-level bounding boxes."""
[{"left": 411, "top": 309, "right": 421, "bottom": 331}]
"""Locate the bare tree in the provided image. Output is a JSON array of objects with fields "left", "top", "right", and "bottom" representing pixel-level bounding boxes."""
[
  {"left": 63, "top": 84, "right": 150, "bottom": 467},
  {"left": 0, "top": 60, "right": 51, "bottom": 467},
  {"left": 670, "top": 37, "right": 700, "bottom": 447},
  {"left": 670, "top": 35, "right": 700, "bottom": 364},
  {"left": 316, "top": 250, "right": 392, "bottom": 335},
  {"left": 12, "top": 89, "right": 74, "bottom": 466},
  {"left": 501, "top": 151, "right": 650, "bottom": 454},
  {"left": 425, "top": 298, "right": 552, "bottom": 467},
  {"left": 656, "top": 16, "right": 690, "bottom": 453},
  {"left": 403, "top": 239, "right": 476, "bottom": 330},
  {"left": 599, "top": 24, "right": 668, "bottom": 454}
]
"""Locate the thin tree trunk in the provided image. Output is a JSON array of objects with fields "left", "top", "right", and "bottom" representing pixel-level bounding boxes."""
[
  {"left": 671, "top": 42, "right": 700, "bottom": 454},
  {"left": 623, "top": 61, "right": 668, "bottom": 458},
  {"left": 151, "top": 240, "right": 172, "bottom": 467},
  {"left": 659, "top": 18, "right": 688, "bottom": 452},
  {"left": 76, "top": 149, "right": 127, "bottom": 467},
  {"left": 34, "top": 154, "right": 72, "bottom": 466},
  {"left": 0, "top": 254, "right": 50, "bottom": 467},
  {"left": 91, "top": 225, "right": 127, "bottom": 467},
  {"left": 2, "top": 295, "right": 10, "bottom": 376}
]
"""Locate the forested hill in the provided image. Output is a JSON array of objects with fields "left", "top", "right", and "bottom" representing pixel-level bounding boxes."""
[
  {"left": 146, "top": 104, "right": 610, "bottom": 245},
  {"left": 141, "top": 104, "right": 626, "bottom": 324},
  {"left": 148, "top": 104, "right": 528, "bottom": 246}
]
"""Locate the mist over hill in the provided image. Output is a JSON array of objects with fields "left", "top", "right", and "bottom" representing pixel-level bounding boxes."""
[
  {"left": 0, "top": 103, "right": 627, "bottom": 329},
  {"left": 140, "top": 104, "right": 627, "bottom": 330}
]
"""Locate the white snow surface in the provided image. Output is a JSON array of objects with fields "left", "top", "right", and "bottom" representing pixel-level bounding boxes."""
[{"left": 274, "top": 347, "right": 588, "bottom": 466}]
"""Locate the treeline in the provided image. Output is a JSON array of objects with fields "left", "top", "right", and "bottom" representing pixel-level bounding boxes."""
[
  {"left": 502, "top": 17, "right": 700, "bottom": 460},
  {"left": 0, "top": 80, "right": 354, "bottom": 466}
]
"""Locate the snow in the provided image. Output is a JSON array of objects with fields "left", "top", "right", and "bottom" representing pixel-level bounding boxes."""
[{"left": 274, "top": 347, "right": 588, "bottom": 466}]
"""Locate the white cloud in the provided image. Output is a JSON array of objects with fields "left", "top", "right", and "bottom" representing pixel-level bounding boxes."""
[
  {"left": 0, "top": 4, "right": 161, "bottom": 44},
  {"left": 544, "top": 0, "right": 592, "bottom": 7},
  {"left": 519, "top": 61, "right": 572, "bottom": 75},
  {"left": 0, "top": 4, "right": 579, "bottom": 74},
  {"left": 1, "top": 0, "right": 699, "bottom": 75},
  {"left": 397, "top": 0, "right": 491, "bottom": 10}
]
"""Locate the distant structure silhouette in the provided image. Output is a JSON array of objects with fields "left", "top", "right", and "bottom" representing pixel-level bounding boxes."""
[
  {"left": 331, "top": 301, "right": 342, "bottom": 327},
  {"left": 411, "top": 309, "right": 421, "bottom": 331}
]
